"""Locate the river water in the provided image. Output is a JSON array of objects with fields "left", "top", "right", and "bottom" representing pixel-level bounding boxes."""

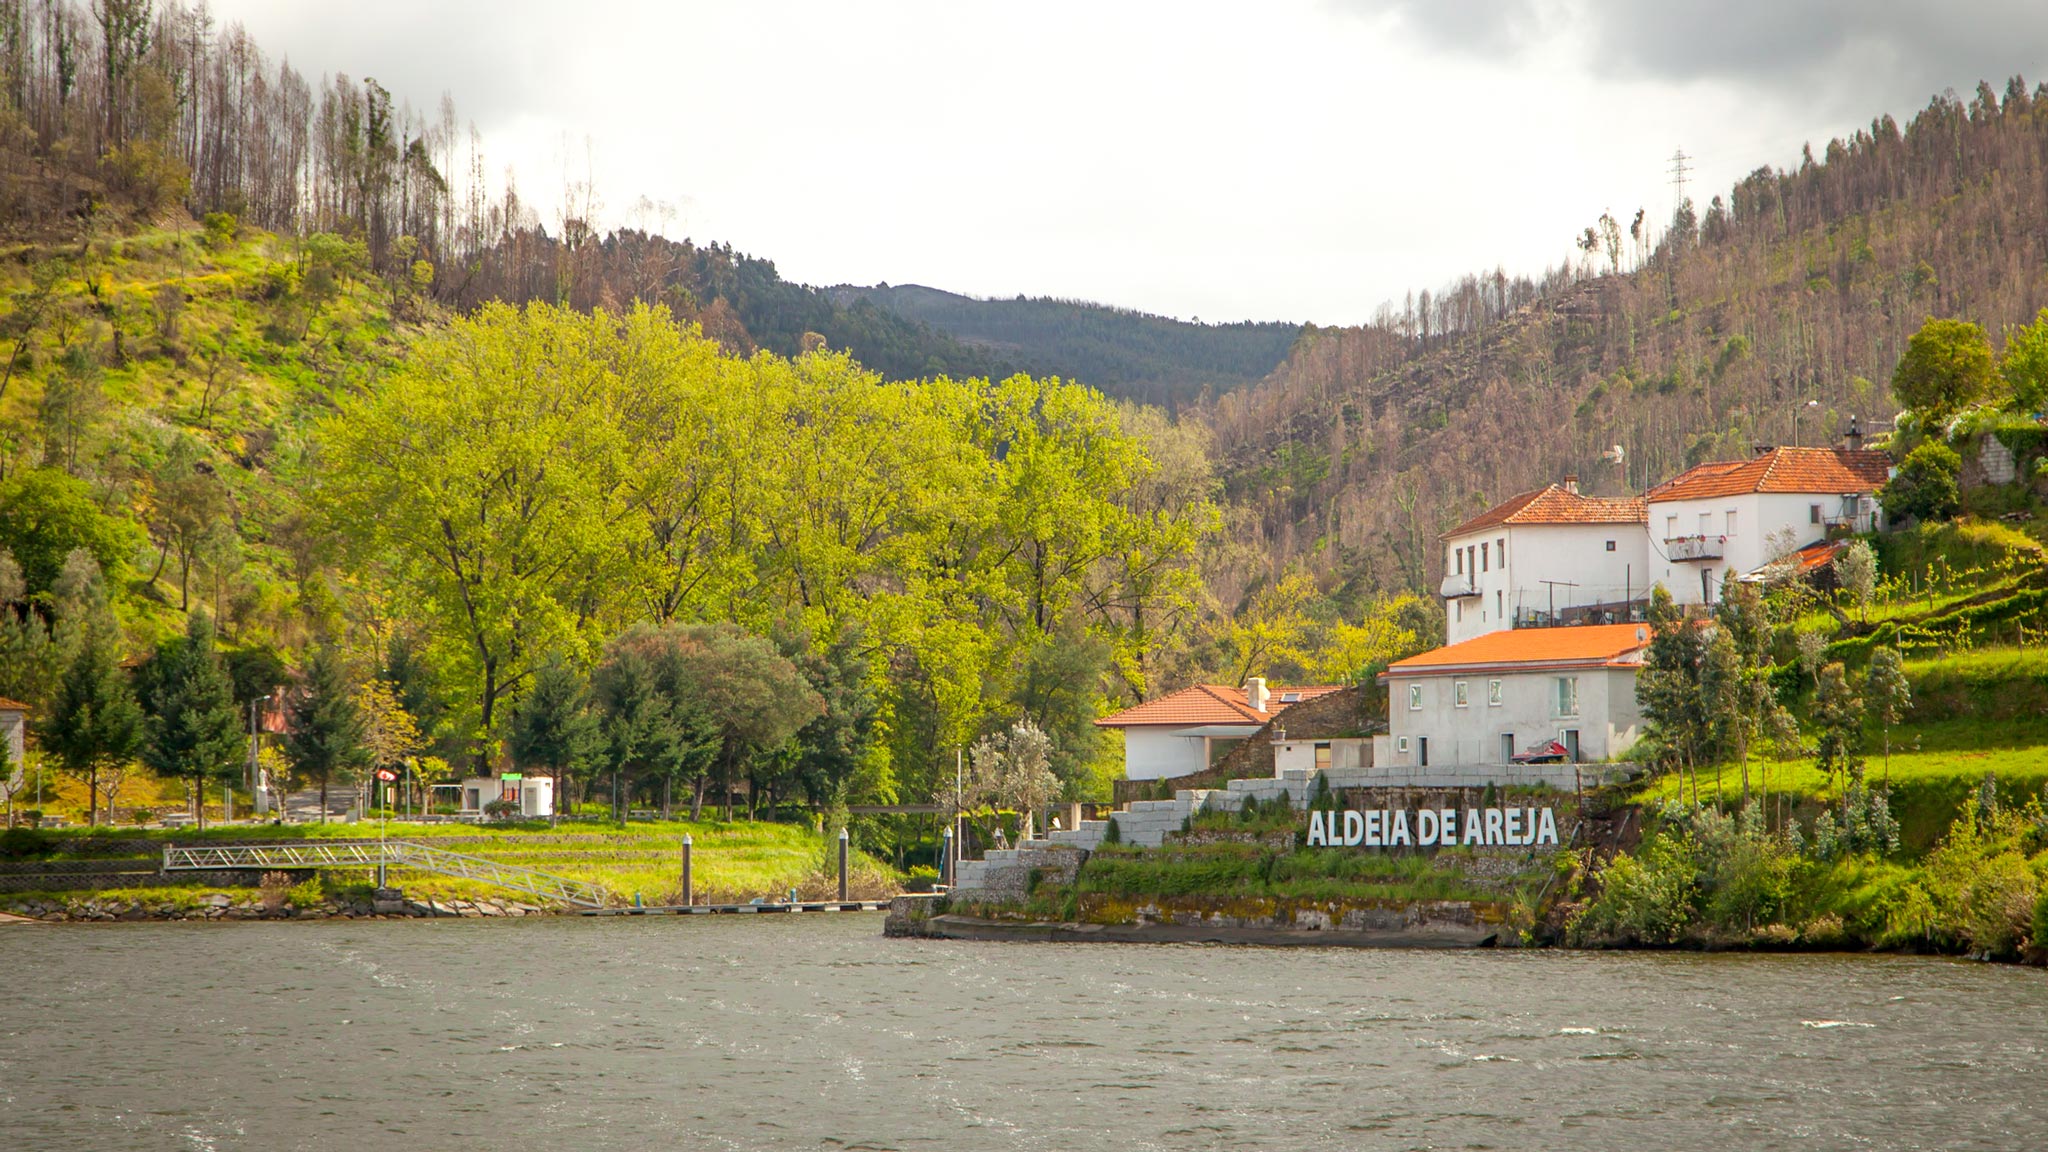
[{"left": 2, "top": 917, "right": 2044, "bottom": 1150}]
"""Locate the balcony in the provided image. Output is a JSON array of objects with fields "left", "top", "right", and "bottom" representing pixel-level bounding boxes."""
[
  {"left": 1665, "top": 534, "right": 1725, "bottom": 562},
  {"left": 1439, "top": 573, "right": 1480, "bottom": 599}
]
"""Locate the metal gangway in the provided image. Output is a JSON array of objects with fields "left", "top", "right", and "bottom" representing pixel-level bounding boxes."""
[{"left": 161, "top": 840, "right": 610, "bottom": 909}]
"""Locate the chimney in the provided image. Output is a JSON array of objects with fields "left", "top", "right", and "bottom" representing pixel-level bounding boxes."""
[
  {"left": 1845, "top": 414, "right": 1864, "bottom": 453},
  {"left": 1245, "top": 677, "right": 1270, "bottom": 713},
  {"left": 1562, "top": 474, "right": 1579, "bottom": 495}
]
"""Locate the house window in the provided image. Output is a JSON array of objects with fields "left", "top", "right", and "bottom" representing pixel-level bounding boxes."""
[
  {"left": 1665, "top": 514, "right": 1678, "bottom": 539},
  {"left": 1605, "top": 539, "right": 1616, "bottom": 552},
  {"left": 1810, "top": 504, "right": 1822, "bottom": 524},
  {"left": 1497, "top": 537, "right": 1506, "bottom": 565},
  {"left": 1481, "top": 542, "right": 1489, "bottom": 572},
  {"left": 1455, "top": 548, "right": 1464, "bottom": 575},
  {"left": 1455, "top": 600, "right": 1462, "bottom": 622},
  {"left": 1397, "top": 736, "right": 1410, "bottom": 754},
  {"left": 1697, "top": 512, "right": 1711, "bottom": 535},
  {"left": 1496, "top": 590, "right": 1503, "bottom": 618},
  {"left": 1314, "top": 742, "right": 1331, "bottom": 771},
  {"left": 1408, "top": 684, "right": 1422, "bottom": 711},
  {"left": 1726, "top": 510, "right": 1737, "bottom": 535},
  {"left": 1555, "top": 676, "right": 1579, "bottom": 717},
  {"left": 1454, "top": 681, "right": 1469, "bottom": 708},
  {"left": 1501, "top": 733, "right": 1515, "bottom": 762},
  {"left": 1487, "top": 679, "right": 1503, "bottom": 706}
]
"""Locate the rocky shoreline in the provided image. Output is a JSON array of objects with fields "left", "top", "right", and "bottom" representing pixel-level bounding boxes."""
[{"left": 3, "top": 892, "right": 553, "bottom": 922}]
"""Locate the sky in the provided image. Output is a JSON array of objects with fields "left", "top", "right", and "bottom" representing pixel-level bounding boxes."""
[{"left": 206, "top": 0, "right": 2048, "bottom": 326}]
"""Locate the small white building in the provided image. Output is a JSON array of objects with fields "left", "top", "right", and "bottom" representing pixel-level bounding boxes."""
[
  {"left": 0, "top": 696, "right": 26, "bottom": 792},
  {"left": 1646, "top": 445, "right": 1891, "bottom": 607},
  {"left": 1377, "top": 623, "right": 1650, "bottom": 771},
  {"left": 459, "top": 774, "right": 555, "bottom": 818},
  {"left": 1096, "top": 678, "right": 1341, "bottom": 781},
  {"left": 1440, "top": 479, "right": 1648, "bottom": 645}
]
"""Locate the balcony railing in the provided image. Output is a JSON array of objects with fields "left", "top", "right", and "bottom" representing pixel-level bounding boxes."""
[
  {"left": 1439, "top": 573, "right": 1479, "bottom": 599},
  {"left": 1665, "top": 534, "right": 1725, "bottom": 562}
]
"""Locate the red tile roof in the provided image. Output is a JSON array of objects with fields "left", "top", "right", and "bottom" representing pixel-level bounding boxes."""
[
  {"left": 0, "top": 696, "right": 27, "bottom": 712},
  {"left": 1445, "top": 484, "right": 1646, "bottom": 538},
  {"left": 1095, "top": 683, "right": 1343, "bottom": 728},
  {"left": 1647, "top": 447, "right": 1891, "bottom": 503},
  {"left": 1384, "top": 623, "right": 1651, "bottom": 675}
]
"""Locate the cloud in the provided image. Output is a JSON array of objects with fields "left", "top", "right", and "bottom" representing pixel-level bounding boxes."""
[{"left": 1338, "top": 0, "right": 2048, "bottom": 112}]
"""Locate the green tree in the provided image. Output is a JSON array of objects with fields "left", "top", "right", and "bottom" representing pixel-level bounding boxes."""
[
  {"left": 319, "top": 302, "right": 639, "bottom": 768},
  {"left": 1811, "top": 661, "right": 1865, "bottom": 811},
  {"left": 0, "top": 469, "right": 135, "bottom": 598},
  {"left": 137, "top": 611, "right": 244, "bottom": 830},
  {"left": 1880, "top": 440, "right": 1962, "bottom": 523},
  {"left": 508, "top": 655, "right": 602, "bottom": 824},
  {"left": 653, "top": 624, "right": 822, "bottom": 820},
  {"left": 283, "top": 645, "right": 369, "bottom": 822},
  {"left": 1637, "top": 586, "right": 1708, "bottom": 797},
  {"left": 1865, "top": 647, "right": 1912, "bottom": 784},
  {"left": 1891, "top": 317, "right": 1996, "bottom": 423},
  {"left": 41, "top": 590, "right": 142, "bottom": 827},
  {"left": 590, "top": 635, "right": 719, "bottom": 821},
  {"left": 966, "top": 719, "right": 1060, "bottom": 841},
  {"left": 1832, "top": 539, "right": 1878, "bottom": 621},
  {"left": 1996, "top": 307, "right": 2048, "bottom": 413}
]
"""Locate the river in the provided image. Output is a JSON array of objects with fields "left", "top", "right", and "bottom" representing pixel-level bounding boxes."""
[{"left": 2, "top": 917, "right": 2043, "bottom": 1150}]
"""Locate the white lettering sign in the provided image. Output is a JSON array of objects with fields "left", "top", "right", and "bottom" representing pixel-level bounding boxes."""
[{"left": 1308, "top": 806, "right": 1560, "bottom": 849}]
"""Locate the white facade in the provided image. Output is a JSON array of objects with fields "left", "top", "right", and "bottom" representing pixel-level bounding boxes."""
[
  {"left": 1443, "top": 522, "right": 1651, "bottom": 644},
  {"left": 1117, "top": 725, "right": 1257, "bottom": 781},
  {"left": 1650, "top": 491, "right": 1877, "bottom": 606},
  {"left": 1383, "top": 665, "right": 1642, "bottom": 770},
  {"left": 460, "top": 775, "right": 555, "bottom": 818},
  {"left": 1271, "top": 736, "right": 1372, "bottom": 777}
]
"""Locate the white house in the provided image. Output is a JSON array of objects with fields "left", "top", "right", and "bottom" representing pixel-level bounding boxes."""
[
  {"left": 1646, "top": 445, "right": 1892, "bottom": 606},
  {"left": 1096, "top": 678, "right": 1341, "bottom": 780},
  {"left": 459, "top": 774, "right": 555, "bottom": 819},
  {"left": 1377, "top": 623, "right": 1650, "bottom": 770},
  {"left": 1439, "top": 479, "right": 1648, "bottom": 645},
  {"left": 1, "top": 696, "right": 26, "bottom": 795}
]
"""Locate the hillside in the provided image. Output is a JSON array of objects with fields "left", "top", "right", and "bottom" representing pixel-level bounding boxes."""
[
  {"left": 829, "top": 283, "right": 1303, "bottom": 408},
  {"left": 1211, "top": 80, "right": 2048, "bottom": 598}
]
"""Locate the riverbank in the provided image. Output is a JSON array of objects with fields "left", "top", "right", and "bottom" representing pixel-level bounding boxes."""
[{"left": 2, "top": 889, "right": 547, "bottom": 922}]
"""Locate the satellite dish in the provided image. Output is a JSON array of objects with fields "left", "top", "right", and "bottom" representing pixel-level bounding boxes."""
[{"left": 1601, "top": 444, "right": 1626, "bottom": 464}]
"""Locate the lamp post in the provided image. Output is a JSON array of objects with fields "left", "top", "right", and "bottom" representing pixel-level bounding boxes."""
[
  {"left": 940, "top": 826, "right": 953, "bottom": 888},
  {"left": 1794, "top": 398, "right": 1821, "bottom": 446},
  {"left": 837, "top": 826, "right": 850, "bottom": 902}
]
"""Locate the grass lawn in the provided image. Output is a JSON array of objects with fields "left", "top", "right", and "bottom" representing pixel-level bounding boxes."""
[{"left": 10, "top": 818, "right": 903, "bottom": 907}]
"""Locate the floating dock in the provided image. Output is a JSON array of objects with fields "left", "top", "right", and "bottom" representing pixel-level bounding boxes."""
[{"left": 578, "top": 900, "right": 892, "bottom": 916}]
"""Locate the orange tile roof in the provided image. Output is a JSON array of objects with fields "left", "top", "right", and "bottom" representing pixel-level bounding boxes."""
[
  {"left": 1647, "top": 447, "right": 1891, "bottom": 503},
  {"left": 1095, "top": 683, "right": 1343, "bottom": 727},
  {"left": 0, "top": 696, "right": 27, "bottom": 712},
  {"left": 1384, "top": 623, "right": 1651, "bottom": 675},
  {"left": 1445, "top": 484, "right": 1646, "bottom": 538}
]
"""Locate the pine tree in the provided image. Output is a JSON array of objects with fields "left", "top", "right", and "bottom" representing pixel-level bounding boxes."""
[
  {"left": 509, "top": 654, "right": 601, "bottom": 824},
  {"left": 284, "top": 645, "right": 369, "bottom": 822},
  {"left": 1865, "top": 647, "right": 1912, "bottom": 784},
  {"left": 139, "top": 611, "right": 245, "bottom": 830},
  {"left": 42, "top": 613, "right": 143, "bottom": 827}
]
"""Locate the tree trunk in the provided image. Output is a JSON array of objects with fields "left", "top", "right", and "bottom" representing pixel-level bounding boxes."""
[
  {"left": 690, "top": 776, "right": 705, "bottom": 822},
  {"left": 88, "top": 762, "right": 99, "bottom": 827}
]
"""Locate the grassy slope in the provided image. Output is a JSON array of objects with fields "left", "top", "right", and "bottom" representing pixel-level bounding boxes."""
[{"left": 1, "top": 221, "right": 419, "bottom": 654}]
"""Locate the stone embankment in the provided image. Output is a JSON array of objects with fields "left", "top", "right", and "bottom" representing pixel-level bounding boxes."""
[
  {"left": 3, "top": 891, "right": 551, "bottom": 922},
  {"left": 884, "top": 895, "right": 1502, "bottom": 948}
]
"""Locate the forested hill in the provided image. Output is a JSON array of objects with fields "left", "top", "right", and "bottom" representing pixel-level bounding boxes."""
[
  {"left": 829, "top": 283, "right": 1303, "bottom": 408},
  {"left": 1208, "top": 79, "right": 2048, "bottom": 596}
]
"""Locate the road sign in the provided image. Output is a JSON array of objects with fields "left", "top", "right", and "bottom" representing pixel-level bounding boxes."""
[{"left": 375, "top": 768, "right": 398, "bottom": 782}]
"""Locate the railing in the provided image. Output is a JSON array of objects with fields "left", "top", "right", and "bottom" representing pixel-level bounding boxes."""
[
  {"left": 1664, "top": 534, "right": 1724, "bottom": 561},
  {"left": 1439, "top": 573, "right": 1479, "bottom": 598},
  {"left": 160, "top": 841, "right": 609, "bottom": 908}
]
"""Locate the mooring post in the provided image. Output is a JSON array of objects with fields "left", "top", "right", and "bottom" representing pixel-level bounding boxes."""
[
  {"left": 681, "top": 834, "right": 693, "bottom": 907},
  {"left": 940, "top": 826, "right": 953, "bottom": 887},
  {"left": 837, "top": 826, "right": 849, "bottom": 901}
]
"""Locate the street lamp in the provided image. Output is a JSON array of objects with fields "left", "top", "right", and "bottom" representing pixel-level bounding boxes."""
[{"left": 1794, "top": 398, "right": 1821, "bottom": 447}]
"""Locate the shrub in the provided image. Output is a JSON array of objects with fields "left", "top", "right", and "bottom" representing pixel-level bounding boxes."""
[
  {"left": 483, "top": 798, "right": 521, "bottom": 820},
  {"left": 1879, "top": 441, "right": 1961, "bottom": 523},
  {"left": 1101, "top": 817, "right": 1121, "bottom": 845},
  {"left": 257, "top": 871, "right": 293, "bottom": 911},
  {"left": 1572, "top": 833, "right": 1698, "bottom": 945},
  {"left": 2032, "top": 887, "right": 2048, "bottom": 953}
]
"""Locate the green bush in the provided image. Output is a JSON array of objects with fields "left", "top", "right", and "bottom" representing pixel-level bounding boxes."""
[
  {"left": 2032, "top": 887, "right": 2048, "bottom": 952},
  {"left": 1880, "top": 441, "right": 1962, "bottom": 523},
  {"left": 0, "top": 827, "right": 55, "bottom": 859},
  {"left": 1572, "top": 834, "right": 1698, "bottom": 945},
  {"left": 1101, "top": 817, "right": 1120, "bottom": 845}
]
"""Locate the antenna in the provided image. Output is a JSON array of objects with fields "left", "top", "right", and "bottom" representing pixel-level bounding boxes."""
[{"left": 1669, "top": 148, "right": 1693, "bottom": 207}]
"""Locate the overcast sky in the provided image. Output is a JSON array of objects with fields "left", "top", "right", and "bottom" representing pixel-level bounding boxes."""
[{"left": 207, "top": 0, "right": 2047, "bottom": 325}]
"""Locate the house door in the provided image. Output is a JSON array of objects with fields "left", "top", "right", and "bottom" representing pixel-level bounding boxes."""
[
  {"left": 1562, "top": 729, "right": 1581, "bottom": 762},
  {"left": 1419, "top": 737, "right": 1429, "bottom": 767},
  {"left": 1501, "top": 733, "right": 1515, "bottom": 763}
]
